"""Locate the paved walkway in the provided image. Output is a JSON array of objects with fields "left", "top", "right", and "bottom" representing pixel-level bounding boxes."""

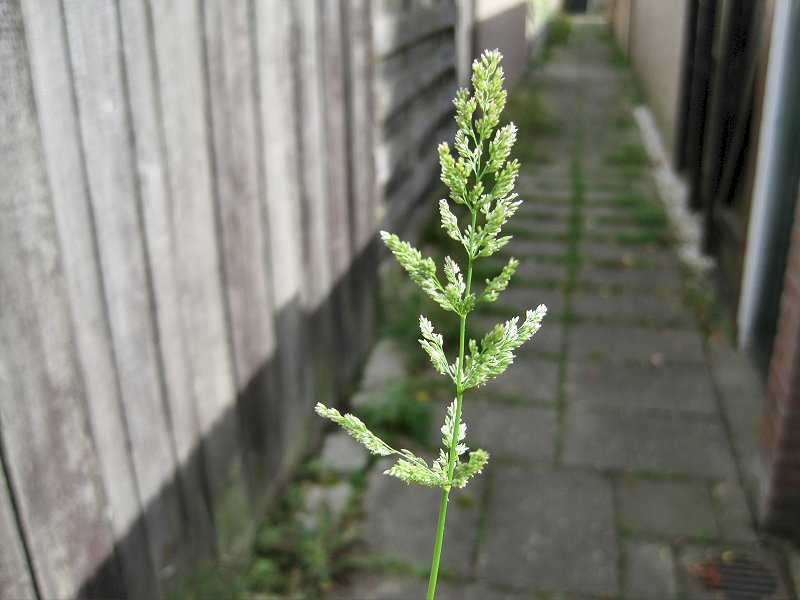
[{"left": 322, "top": 20, "right": 796, "bottom": 600}]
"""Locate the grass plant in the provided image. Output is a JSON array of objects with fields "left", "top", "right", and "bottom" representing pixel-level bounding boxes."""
[{"left": 316, "top": 50, "right": 546, "bottom": 599}]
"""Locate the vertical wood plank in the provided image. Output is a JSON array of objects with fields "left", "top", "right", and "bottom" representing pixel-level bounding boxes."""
[
  {"left": 320, "top": 0, "right": 353, "bottom": 279},
  {"left": 254, "top": 0, "right": 315, "bottom": 470},
  {"left": 148, "top": 1, "right": 253, "bottom": 556},
  {"left": 0, "top": 1, "right": 121, "bottom": 595},
  {"left": 18, "top": 0, "right": 158, "bottom": 594},
  {"left": 61, "top": 0, "right": 186, "bottom": 576},
  {"left": 320, "top": 0, "right": 363, "bottom": 386},
  {"left": 117, "top": 0, "right": 216, "bottom": 559},
  {"left": 0, "top": 456, "right": 36, "bottom": 600},
  {"left": 342, "top": 0, "right": 380, "bottom": 373},
  {"left": 344, "top": 0, "right": 378, "bottom": 254},
  {"left": 203, "top": 0, "right": 278, "bottom": 513},
  {"left": 288, "top": 0, "right": 338, "bottom": 433},
  {"left": 292, "top": 0, "right": 334, "bottom": 308},
  {"left": 255, "top": 0, "right": 305, "bottom": 310}
]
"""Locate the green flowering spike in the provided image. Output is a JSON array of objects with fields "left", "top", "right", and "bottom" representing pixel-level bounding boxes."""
[
  {"left": 384, "top": 456, "right": 448, "bottom": 488},
  {"left": 315, "top": 403, "right": 394, "bottom": 456},
  {"left": 440, "top": 399, "right": 466, "bottom": 453},
  {"left": 380, "top": 231, "right": 456, "bottom": 313},
  {"left": 419, "top": 316, "right": 452, "bottom": 378},
  {"left": 438, "top": 143, "right": 467, "bottom": 205},
  {"left": 461, "top": 304, "right": 548, "bottom": 390},
  {"left": 323, "top": 49, "right": 548, "bottom": 600},
  {"left": 486, "top": 124, "right": 517, "bottom": 174},
  {"left": 452, "top": 449, "right": 489, "bottom": 489},
  {"left": 439, "top": 200, "right": 464, "bottom": 245},
  {"left": 478, "top": 257, "right": 518, "bottom": 303}
]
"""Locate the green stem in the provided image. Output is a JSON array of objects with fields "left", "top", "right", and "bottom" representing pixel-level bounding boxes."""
[{"left": 427, "top": 210, "right": 477, "bottom": 600}]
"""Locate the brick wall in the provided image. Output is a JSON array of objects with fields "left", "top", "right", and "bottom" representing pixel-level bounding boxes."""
[{"left": 761, "top": 187, "right": 800, "bottom": 539}]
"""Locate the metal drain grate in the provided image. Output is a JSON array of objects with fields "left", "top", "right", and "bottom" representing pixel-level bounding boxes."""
[{"left": 691, "top": 551, "right": 780, "bottom": 600}]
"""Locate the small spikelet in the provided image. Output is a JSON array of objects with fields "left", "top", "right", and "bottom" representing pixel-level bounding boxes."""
[
  {"left": 315, "top": 403, "right": 393, "bottom": 456},
  {"left": 440, "top": 399, "right": 467, "bottom": 450},
  {"left": 452, "top": 449, "right": 490, "bottom": 489},
  {"left": 419, "top": 316, "right": 451, "bottom": 378}
]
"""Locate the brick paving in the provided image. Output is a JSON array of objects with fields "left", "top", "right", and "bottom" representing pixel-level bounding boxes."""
[{"left": 321, "top": 19, "right": 795, "bottom": 600}]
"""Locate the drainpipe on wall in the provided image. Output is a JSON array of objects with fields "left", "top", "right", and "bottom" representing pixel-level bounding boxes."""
[{"left": 737, "top": 0, "right": 800, "bottom": 359}]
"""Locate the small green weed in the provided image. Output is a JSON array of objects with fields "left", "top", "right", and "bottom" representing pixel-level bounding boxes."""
[
  {"left": 684, "top": 279, "right": 735, "bottom": 342},
  {"left": 605, "top": 143, "right": 649, "bottom": 168},
  {"left": 354, "top": 381, "right": 435, "bottom": 448},
  {"left": 541, "top": 13, "right": 572, "bottom": 63}
]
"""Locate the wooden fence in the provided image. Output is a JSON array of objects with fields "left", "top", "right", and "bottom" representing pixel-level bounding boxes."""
[{"left": 0, "top": 0, "right": 463, "bottom": 597}]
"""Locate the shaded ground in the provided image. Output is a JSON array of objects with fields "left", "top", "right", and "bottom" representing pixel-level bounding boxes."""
[{"left": 315, "top": 18, "right": 797, "bottom": 600}]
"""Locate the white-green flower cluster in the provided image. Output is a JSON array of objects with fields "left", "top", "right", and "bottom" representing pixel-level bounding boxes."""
[{"left": 317, "top": 50, "right": 545, "bottom": 493}]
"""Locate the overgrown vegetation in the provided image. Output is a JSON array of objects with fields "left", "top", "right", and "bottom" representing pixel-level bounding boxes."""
[
  {"left": 541, "top": 12, "right": 572, "bottom": 63},
  {"left": 171, "top": 462, "right": 364, "bottom": 600}
]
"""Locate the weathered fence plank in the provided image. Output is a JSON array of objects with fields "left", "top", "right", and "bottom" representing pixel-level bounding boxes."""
[
  {"left": 117, "top": 0, "right": 217, "bottom": 561},
  {"left": 18, "top": 0, "right": 159, "bottom": 595},
  {"left": 255, "top": 0, "right": 314, "bottom": 469},
  {"left": 290, "top": 0, "right": 338, "bottom": 423},
  {"left": 148, "top": 1, "right": 253, "bottom": 556},
  {"left": 344, "top": 0, "right": 378, "bottom": 253},
  {"left": 292, "top": 0, "right": 334, "bottom": 308},
  {"left": 203, "top": 0, "right": 278, "bottom": 515},
  {"left": 321, "top": 0, "right": 354, "bottom": 280},
  {"left": 0, "top": 2, "right": 121, "bottom": 595},
  {"left": 321, "top": 0, "right": 365, "bottom": 386},
  {"left": 0, "top": 458, "right": 36, "bottom": 599},
  {"left": 62, "top": 0, "right": 187, "bottom": 577}
]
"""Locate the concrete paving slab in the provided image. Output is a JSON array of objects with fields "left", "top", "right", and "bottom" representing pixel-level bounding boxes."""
[
  {"left": 479, "top": 466, "right": 617, "bottom": 596},
  {"left": 517, "top": 202, "right": 572, "bottom": 220},
  {"left": 476, "top": 354, "right": 561, "bottom": 403},
  {"left": 514, "top": 259, "right": 568, "bottom": 284},
  {"left": 359, "top": 338, "right": 408, "bottom": 390},
  {"left": 477, "top": 257, "right": 567, "bottom": 285},
  {"left": 494, "top": 285, "right": 565, "bottom": 319},
  {"left": 583, "top": 185, "right": 654, "bottom": 203},
  {"left": 563, "top": 411, "right": 736, "bottom": 477},
  {"left": 576, "top": 263, "right": 683, "bottom": 290},
  {"left": 579, "top": 241, "right": 677, "bottom": 267},
  {"left": 584, "top": 220, "right": 664, "bottom": 240},
  {"left": 507, "top": 219, "right": 569, "bottom": 238},
  {"left": 359, "top": 459, "right": 483, "bottom": 577},
  {"left": 321, "top": 431, "right": 370, "bottom": 473},
  {"left": 462, "top": 400, "right": 556, "bottom": 463},
  {"left": 502, "top": 237, "right": 569, "bottom": 259},
  {"left": 325, "top": 574, "right": 427, "bottom": 600},
  {"left": 622, "top": 541, "right": 677, "bottom": 600},
  {"left": 568, "top": 323, "right": 705, "bottom": 364},
  {"left": 331, "top": 574, "right": 541, "bottom": 599},
  {"left": 617, "top": 479, "right": 718, "bottom": 538},
  {"left": 566, "top": 361, "right": 717, "bottom": 414},
  {"left": 571, "top": 289, "right": 693, "bottom": 324},
  {"left": 706, "top": 339, "right": 766, "bottom": 502},
  {"left": 711, "top": 478, "right": 757, "bottom": 542}
]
